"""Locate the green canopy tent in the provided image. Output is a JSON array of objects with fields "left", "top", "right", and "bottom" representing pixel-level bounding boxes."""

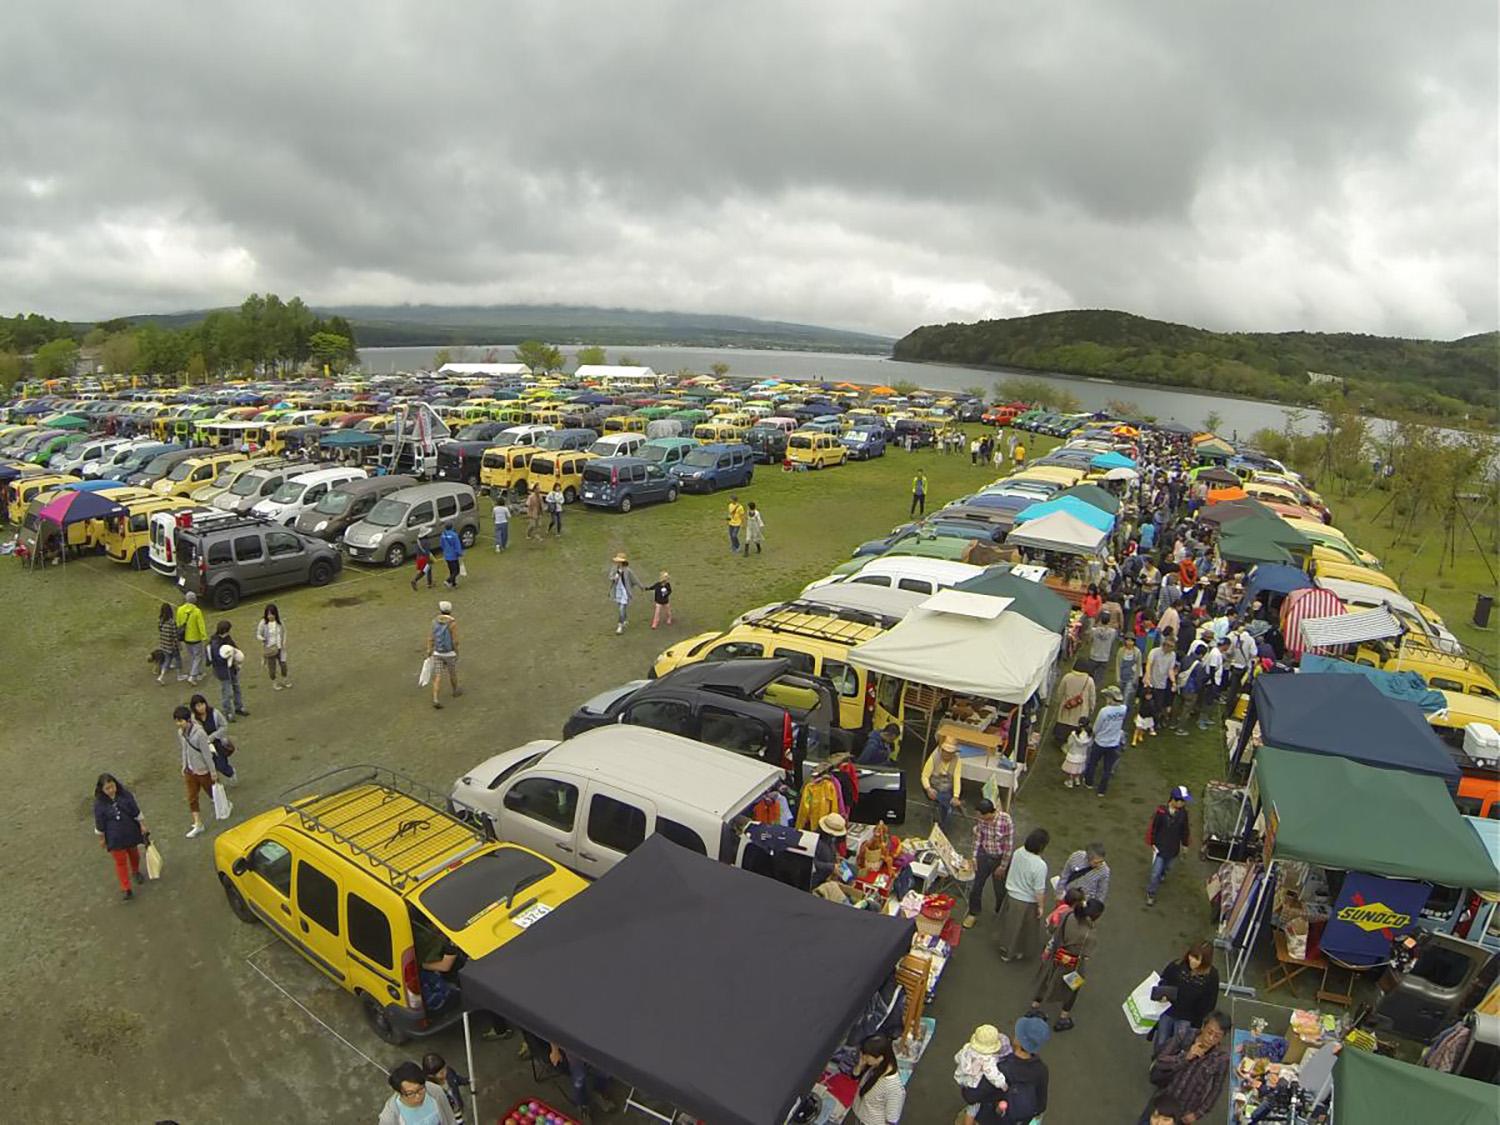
[
  {"left": 1054, "top": 483, "right": 1121, "bottom": 515},
  {"left": 1332, "top": 1043, "right": 1495, "bottom": 1125},
  {"left": 1218, "top": 525, "right": 1295, "bottom": 566},
  {"left": 952, "top": 566, "right": 1071, "bottom": 634},
  {"left": 45, "top": 413, "right": 92, "bottom": 431},
  {"left": 1224, "top": 745, "right": 1500, "bottom": 992}
]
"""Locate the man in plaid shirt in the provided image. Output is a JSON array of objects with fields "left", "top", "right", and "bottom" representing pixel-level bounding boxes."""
[{"left": 963, "top": 798, "right": 1014, "bottom": 928}]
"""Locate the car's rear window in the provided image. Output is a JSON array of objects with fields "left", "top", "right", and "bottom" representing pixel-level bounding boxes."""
[{"left": 418, "top": 849, "right": 556, "bottom": 932}]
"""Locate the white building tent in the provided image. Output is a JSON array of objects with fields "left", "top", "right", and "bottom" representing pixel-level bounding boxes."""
[
  {"left": 1004, "top": 510, "right": 1108, "bottom": 556},
  {"left": 437, "top": 363, "right": 531, "bottom": 376},
  {"left": 574, "top": 364, "right": 658, "bottom": 383},
  {"left": 848, "top": 600, "right": 1062, "bottom": 704}
]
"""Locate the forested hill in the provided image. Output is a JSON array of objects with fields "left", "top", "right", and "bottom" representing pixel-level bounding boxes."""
[{"left": 893, "top": 309, "right": 1498, "bottom": 424}]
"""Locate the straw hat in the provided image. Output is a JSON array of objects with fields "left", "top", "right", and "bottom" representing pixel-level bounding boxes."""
[
  {"left": 818, "top": 813, "right": 848, "bottom": 837},
  {"left": 437, "top": 600, "right": 453, "bottom": 614},
  {"left": 967, "top": 1024, "right": 1003, "bottom": 1055},
  {"left": 613, "top": 552, "right": 629, "bottom": 564},
  {"left": 1102, "top": 685, "right": 1123, "bottom": 702}
]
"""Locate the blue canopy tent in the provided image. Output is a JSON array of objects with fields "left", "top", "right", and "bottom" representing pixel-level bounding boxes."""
[
  {"left": 1231, "top": 672, "right": 1460, "bottom": 784},
  {"left": 1237, "top": 562, "right": 1315, "bottom": 611},
  {"left": 60, "top": 479, "right": 128, "bottom": 492},
  {"left": 1297, "top": 654, "right": 1447, "bottom": 714},
  {"left": 1013, "top": 495, "right": 1115, "bottom": 532},
  {"left": 1089, "top": 450, "right": 1136, "bottom": 470}
]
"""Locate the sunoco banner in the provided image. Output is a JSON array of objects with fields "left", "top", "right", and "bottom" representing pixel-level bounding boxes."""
[{"left": 1321, "top": 872, "right": 1430, "bottom": 967}]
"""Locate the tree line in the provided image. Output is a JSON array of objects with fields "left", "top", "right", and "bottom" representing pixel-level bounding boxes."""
[
  {"left": 0, "top": 294, "right": 360, "bottom": 388},
  {"left": 893, "top": 309, "right": 1499, "bottom": 428}
]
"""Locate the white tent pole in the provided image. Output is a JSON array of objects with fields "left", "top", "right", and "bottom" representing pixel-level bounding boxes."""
[
  {"left": 462, "top": 1009, "right": 479, "bottom": 1125},
  {"left": 1224, "top": 858, "right": 1276, "bottom": 997}
]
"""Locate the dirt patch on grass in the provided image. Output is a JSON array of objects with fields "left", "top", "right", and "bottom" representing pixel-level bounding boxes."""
[{"left": 324, "top": 595, "right": 367, "bottom": 608}]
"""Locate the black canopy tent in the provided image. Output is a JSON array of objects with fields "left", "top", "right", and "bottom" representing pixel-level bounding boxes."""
[{"left": 459, "top": 835, "right": 916, "bottom": 1125}]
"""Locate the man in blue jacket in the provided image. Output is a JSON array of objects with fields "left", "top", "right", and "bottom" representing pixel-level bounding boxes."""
[{"left": 439, "top": 522, "right": 463, "bottom": 588}]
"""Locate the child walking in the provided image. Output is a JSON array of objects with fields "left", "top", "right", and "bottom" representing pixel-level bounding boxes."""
[
  {"left": 650, "top": 570, "right": 673, "bottom": 629},
  {"left": 953, "top": 1023, "right": 1010, "bottom": 1123},
  {"left": 422, "top": 1052, "right": 470, "bottom": 1125},
  {"left": 1061, "top": 720, "right": 1091, "bottom": 789}
]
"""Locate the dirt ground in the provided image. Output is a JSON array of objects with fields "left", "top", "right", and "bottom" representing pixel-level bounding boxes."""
[{"left": 0, "top": 436, "right": 1229, "bottom": 1123}]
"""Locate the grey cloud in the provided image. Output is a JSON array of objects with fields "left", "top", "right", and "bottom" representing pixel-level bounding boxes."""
[{"left": 1, "top": 0, "right": 1494, "bottom": 339}]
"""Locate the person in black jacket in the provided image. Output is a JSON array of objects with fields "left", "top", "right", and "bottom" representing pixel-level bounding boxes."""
[
  {"left": 93, "top": 773, "right": 148, "bottom": 901},
  {"left": 1146, "top": 786, "right": 1191, "bottom": 906},
  {"left": 961, "top": 1016, "right": 1050, "bottom": 1124},
  {"left": 1151, "top": 941, "right": 1221, "bottom": 1054}
]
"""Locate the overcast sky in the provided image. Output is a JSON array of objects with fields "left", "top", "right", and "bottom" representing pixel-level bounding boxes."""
[{"left": 4, "top": 2, "right": 1496, "bottom": 339}]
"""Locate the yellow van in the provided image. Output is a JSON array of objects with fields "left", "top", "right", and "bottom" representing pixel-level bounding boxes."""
[
  {"left": 152, "top": 451, "right": 248, "bottom": 498},
  {"left": 526, "top": 407, "right": 564, "bottom": 427},
  {"left": 785, "top": 431, "right": 849, "bottom": 470},
  {"left": 653, "top": 606, "right": 887, "bottom": 729},
  {"left": 6, "top": 473, "right": 80, "bottom": 516},
  {"left": 214, "top": 767, "right": 585, "bottom": 1045},
  {"left": 692, "top": 423, "right": 748, "bottom": 445},
  {"left": 101, "top": 495, "right": 190, "bottom": 568},
  {"left": 1010, "top": 465, "right": 1087, "bottom": 488},
  {"left": 1307, "top": 558, "right": 1400, "bottom": 594},
  {"left": 479, "top": 445, "right": 539, "bottom": 498},
  {"left": 603, "top": 414, "right": 648, "bottom": 435},
  {"left": 712, "top": 412, "right": 755, "bottom": 431},
  {"left": 1352, "top": 642, "right": 1499, "bottom": 700},
  {"left": 525, "top": 450, "right": 597, "bottom": 502}
]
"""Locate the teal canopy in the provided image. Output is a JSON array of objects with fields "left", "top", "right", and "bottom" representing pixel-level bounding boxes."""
[
  {"left": 1054, "top": 483, "right": 1121, "bottom": 515},
  {"left": 1089, "top": 451, "right": 1135, "bottom": 470},
  {"left": 1014, "top": 495, "right": 1114, "bottom": 531}
]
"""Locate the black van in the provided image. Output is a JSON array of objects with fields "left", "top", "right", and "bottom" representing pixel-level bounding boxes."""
[{"left": 293, "top": 474, "right": 418, "bottom": 541}]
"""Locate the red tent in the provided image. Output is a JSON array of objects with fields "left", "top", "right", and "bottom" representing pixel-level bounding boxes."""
[{"left": 1280, "top": 587, "right": 1344, "bottom": 657}]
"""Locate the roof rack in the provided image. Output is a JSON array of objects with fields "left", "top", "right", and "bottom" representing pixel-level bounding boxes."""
[
  {"left": 748, "top": 606, "right": 887, "bottom": 645},
  {"left": 278, "top": 765, "right": 486, "bottom": 890},
  {"left": 175, "top": 512, "right": 273, "bottom": 536}
]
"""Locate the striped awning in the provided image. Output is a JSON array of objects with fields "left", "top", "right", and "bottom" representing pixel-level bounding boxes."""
[
  {"left": 1299, "top": 607, "right": 1405, "bottom": 651},
  {"left": 1281, "top": 587, "right": 1345, "bottom": 656}
]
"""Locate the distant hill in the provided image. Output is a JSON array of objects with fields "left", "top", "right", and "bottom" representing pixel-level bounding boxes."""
[
  {"left": 893, "top": 309, "right": 1499, "bottom": 424},
  {"left": 110, "top": 303, "right": 892, "bottom": 354}
]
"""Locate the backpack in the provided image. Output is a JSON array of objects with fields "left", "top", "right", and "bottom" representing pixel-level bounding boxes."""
[
  {"left": 432, "top": 618, "right": 454, "bottom": 653},
  {"left": 1146, "top": 805, "right": 1167, "bottom": 846}
]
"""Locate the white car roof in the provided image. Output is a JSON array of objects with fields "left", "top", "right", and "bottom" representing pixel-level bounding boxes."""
[{"left": 286, "top": 467, "right": 368, "bottom": 485}]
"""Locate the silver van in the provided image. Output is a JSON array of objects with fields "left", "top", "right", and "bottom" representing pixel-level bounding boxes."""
[
  {"left": 341, "top": 481, "right": 480, "bottom": 566},
  {"left": 213, "top": 461, "right": 304, "bottom": 514},
  {"left": 449, "top": 727, "right": 785, "bottom": 880}
]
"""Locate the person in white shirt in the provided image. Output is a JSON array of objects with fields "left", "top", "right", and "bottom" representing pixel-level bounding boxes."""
[
  {"left": 1193, "top": 640, "right": 1229, "bottom": 729},
  {"left": 851, "top": 1034, "right": 906, "bottom": 1124}
]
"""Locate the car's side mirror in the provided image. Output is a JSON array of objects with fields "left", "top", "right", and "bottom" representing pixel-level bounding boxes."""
[{"left": 231, "top": 857, "right": 249, "bottom": 877}]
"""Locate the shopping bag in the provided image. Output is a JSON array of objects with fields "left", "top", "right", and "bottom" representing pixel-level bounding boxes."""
[
  {"left": 458, "top": 560, "right": 468, "bottom": 578},
  {"left": 1285, "top": 917, "right": 1309, "bottom": 961},
  {"left": 211, "top": 782, "right": 233, "bottom": 821},
  {"left": 418, "top": 656, "right": 435, "bottom": 687},
  {"left": 1122, "top": 971, "right": 1170, "bottom": 1036},
  {"left": 144, "top": 837, "right": 164, "bottom": 881}
]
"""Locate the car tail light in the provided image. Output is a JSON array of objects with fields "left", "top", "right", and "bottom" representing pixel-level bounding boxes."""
[
  {"left": 177, "top": 511, "right": 193, "bottom": 528},
  {"left": 164, "top": 537, "right": 173, "bottom": 563},
  {"left": 864, "top": 679, "right": 876, "bottom": 723},
  {"left": 400, "top": 946, "right": 424, "bottom": 1011},
  {"left": 781, "top": 712, "right": 795, "bottom": 770}
]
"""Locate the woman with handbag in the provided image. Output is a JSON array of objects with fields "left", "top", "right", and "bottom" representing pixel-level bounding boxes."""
[
  {"left": 255, "top": 603, "right": 290, "bottom": 690},
  {"left": 190, "top": 693, "right": 238, "bottom": 784},
  {"left": 93, "top": 773, "right": 148, "bottom": 901},
  {"left": 1028, "top": 897, "right": 1105, "bottom": 1032}
]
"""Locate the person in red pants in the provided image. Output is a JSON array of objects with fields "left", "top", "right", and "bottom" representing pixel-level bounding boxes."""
[{"left": 93, "top": 773, "right": 148, "bottom": 901}]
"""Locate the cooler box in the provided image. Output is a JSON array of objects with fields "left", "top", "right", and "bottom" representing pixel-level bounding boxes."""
[{"left": 1464, "top": 723, "right": 1500, "bottom": 764}]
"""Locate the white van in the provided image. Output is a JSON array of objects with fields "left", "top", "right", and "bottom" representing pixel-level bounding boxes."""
[
  {"left": 803, "top": 557, "right": 984, "bottom": 597},
  {"left": 250, "top": 467, "right": 367, "bottom": 526},
  {"left": 588, "top": 433, "right": 646, "bottom": 459},
  {"left": 52, "top": 437, "right": 130, "bottom": 475},
  {"left": 492, "top": 424, "right": 555, "bottom": 448},
  {"left": 449, "top": 727, "right": 784, "bottom": 880},
  {"left": 81, "top": 437, "right": 159, "bottom": 479}
]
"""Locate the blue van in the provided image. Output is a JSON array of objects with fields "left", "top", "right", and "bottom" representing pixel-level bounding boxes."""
[
  {"left": 668, "top": 442, "right": 755, "bottom": 493},
  {"left": 841, "top": 425, "right": 887, "bottom": 460},
  {"left": 580, "top": 456, "right": 679, "bottom": 512}
]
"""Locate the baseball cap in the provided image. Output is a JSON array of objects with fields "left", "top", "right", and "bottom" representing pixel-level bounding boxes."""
[{"left": 1171, "top": 785, "right": 1192, "bottom": 802}]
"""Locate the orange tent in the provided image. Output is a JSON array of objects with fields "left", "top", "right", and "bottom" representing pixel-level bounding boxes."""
[
  {"left": 1207, "top": 486, "right": 1248, "bottom": 503},
  {"left": 870, "top": 386, "right": 895, "bottom": 395},
  {"left": 834, "top": 382, "right": 861, "bottom": 391}
]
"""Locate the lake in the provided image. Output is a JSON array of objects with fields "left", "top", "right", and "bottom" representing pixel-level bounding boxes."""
[{"left": 358, "top": 344, "right": 1326, "bottom": 439}]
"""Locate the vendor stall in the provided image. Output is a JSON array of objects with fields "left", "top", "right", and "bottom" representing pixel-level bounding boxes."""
[
  {"left": 849, "top": 593, "right": 1063, "bottom": 801},
  {"left": 1332, "top": 1041, "right": 1496, "bottom": 1124},
  {"left": 458, "top": 836, "right": 915, "bottom": 1125}
]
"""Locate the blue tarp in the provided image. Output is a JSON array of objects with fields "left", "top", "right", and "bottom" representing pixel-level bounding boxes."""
[
  {"left": 1249, "top": 672, "right": 1460, "bottom": 784},
  {"left": 1089, "top": 451, "right": 1136, "bottom": 469},
  {"left": 1298, "top": 654, "right": 1448, "bottom": 715},
  {"left": 1239, "top": 562, "right": 1315, "bottom": 607},
  {"left": 61, "top": 480, "right": 128, "bottom": 492},
  {"left": 1013, "top": 495, "right": 1115, "bottom": 531}
]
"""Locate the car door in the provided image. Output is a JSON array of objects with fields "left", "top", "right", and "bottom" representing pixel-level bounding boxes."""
[
  {"left": 405, "top": 499, "right": 436, "bottom": 543},
  {"left": 291, "top": 856, "right": 348, "bottom": 984},
  {"left": 644, "top": 462, "right": 669, "bottom": 500},
  {"left": 240, "top": 836, "right": 297, "bottom": 937},
  {"left": 498, "top": 773, "right": 582, "bottom": 866},
  {"left": 576, "top": 784, "right": 656, "bottom": 878},
  {"left": 263, "top": 529, "right": 307, "bottom": 589}
]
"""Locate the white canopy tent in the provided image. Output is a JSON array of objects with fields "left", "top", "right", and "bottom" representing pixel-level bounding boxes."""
[
  {"left": 436, "top": 362, "right": 531, "bottom": 376},
  {"left": 1004, "top": 510, "right": 1108, "bottom": 556},
  {"left": 848, "top": 602, "right": 1062, "bottom": 704},
  {"left": 574, "top": 364, "right": 658, "bottom": 383}
]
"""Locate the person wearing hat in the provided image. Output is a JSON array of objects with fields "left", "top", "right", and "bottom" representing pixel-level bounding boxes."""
[
  {"left": 960, "top": 1016, "right": 1049, "bottom": 1124},
  {"left": 1082, "top": 686, "right": 1128, "bottom": 797},
  {"left": 608, "top": 553, "right": 645, "bottom": 635},
  {"left": 812, "top": 812, "right": 847, "bottom": 887},
  {"left": 1145, "top": 787, "right": 1192, "bottom": 906},
  {"left": 920, "top": 736, "right": 963, "bottom": 833},
  {"left": 425, "top": 600, "right": 461, "bottom": 709},
  {"left": 952, "top": 1023, "right": 1010, "bottom": 1124}
]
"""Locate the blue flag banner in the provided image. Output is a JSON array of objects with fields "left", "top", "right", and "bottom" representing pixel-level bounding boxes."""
[{"left": 1321, "top": 872, "right": 1430, "bottom": 967}]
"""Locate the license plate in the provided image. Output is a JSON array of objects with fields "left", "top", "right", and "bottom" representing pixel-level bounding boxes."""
[
  {"left": 583, "top": 491, "right": 595, "bottom": 499},
  {"left": 511, "top": 902, "right": 552, "bottom": 929}
]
